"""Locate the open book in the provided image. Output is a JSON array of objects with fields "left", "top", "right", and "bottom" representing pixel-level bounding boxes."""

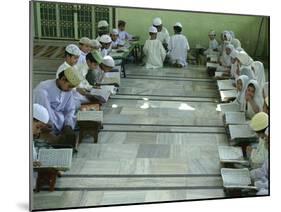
[
  {"left": 217, "top": 102, "right": 241, "bottom": 113},
  {"left": 77, "top": 110, "right": 103, "bottom": 122},
  {"left": 37, "top": 148, "right": 73, "bottom": 171},
  {"left": 224, "top": 112, "right": 247, "bottom": 125},
  {"left": 87, "top": 88, "right": 111, "bottom": 103},
  {"left": 221, "top": 168, "right": 257, "bottom": 190},
  {"left": 206, "top": 62, "right": 219, "bottom": 68},
  {"left": 218, "top": 146, "right": 247, "bottom": 164},
  {"left": 220, "top": 90, "right": 237, "bottom": 102},
  {"left": 228, "top": 124, "right": 257, "bottom": 141},
  {"left": 100, "top": 67, "right": 121, "bottom": 86},
  {"left": 217, "top": 79, "right": 236, "bottom": 91}
]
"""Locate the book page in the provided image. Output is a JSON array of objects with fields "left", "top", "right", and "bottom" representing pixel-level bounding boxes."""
[
  {"left": 225, "top": 112, "right": 246, "bottom": 124},
  {"left": 77, "top": 110, "right": 103, "bottom": 122},
  {"left": 221, "top": 168, "right": 251, "bottom": 187},
  {"left": 38, "top": 149, "right": 73, "bottom": 170}
]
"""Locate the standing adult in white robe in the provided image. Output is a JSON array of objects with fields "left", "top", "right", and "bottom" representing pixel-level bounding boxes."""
[
  {"left": 168, "top": 22, "right": 190, "bottom": 67},
  {"left": 152, "top": 17, "right": 170, "bottom": 49},
  {"left": 143, "top": 26, "right": 166, "bottom": 69}
]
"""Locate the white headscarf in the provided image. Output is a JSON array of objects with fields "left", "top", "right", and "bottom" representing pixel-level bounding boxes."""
[
  {"left": 231, "top": 38, "right": 241, "bottom": 49},
  {"left": 241, "top": 79, "right": 264, "bottom": 112},
  {"left": 235, "top": 75, "right": 249, "bottom": 105},
  {"left": 237, "top": 51, "right": 253, "bottom": 67},
  {"left": 251, "top": 61, "right": 265, "bottom": 90},
  {"left": 240, "top": 66, "right": 256, "bottom": 80}
]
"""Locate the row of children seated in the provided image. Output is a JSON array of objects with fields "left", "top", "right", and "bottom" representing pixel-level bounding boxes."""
[
  {"left": 206, "top": 30, "right": 269, "bottom": 196},
  {"left": 31, "top": 22, "right": 139, "bottom": 190}
]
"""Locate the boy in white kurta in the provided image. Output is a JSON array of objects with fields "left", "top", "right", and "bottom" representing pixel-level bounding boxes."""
[
  {"left": 56, "top": 44, "right": 81, "bottom": 78},
  {"left": 143, "top": 26, "right": 166, "bottom": 69},
  {"left": 33, "top": 67, "right": 82, "bottom": 149},
  {"left": 204, "top": 30, "right": 219, "bottom": 55},
  {"left": 78, "top": 37, "right": 92, "bottom": 65},
  {"left": 168, "top": 22, "right": 190, "bottom": 67}
]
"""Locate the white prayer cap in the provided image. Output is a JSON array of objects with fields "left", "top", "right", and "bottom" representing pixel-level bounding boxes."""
[
  {"left": 174, "top": 22, "right": 182, "bottom": 28},
  {"left": 33, "top": 103, "right": 49, "bottom": 124},
  {"left": 250, "top": 112, "right": 268, "bottom": 131},
  {"left": 79, "top": 37, "right": 91, "bottom": 45},
  {"left": 208, "top": 30, "right": 216, "bottom": 36},
  {"left": 65, "top": 44, "right": 81, "bottom": 56},
  {"left": 64, "top": 67, "right": 82, "bottom": 87},
  {"left": 153, "top": 17, "right": 162, "bottom": 26},
  {"left": 102, "top": 55, "right": 115, "bottom": 68},
  {"left": 99, "top": 34, "right": 112, "bottom": 43},
  {"left": 149, "top": 26, "right": 158, "bottom": 33},
  {"left": 98, "top": 20, "right": 109, "bottom": 28},
  {"left": 90, "top": 39, "right": 101, "bottom": 48},
  {"left": 112, "top": 28, "right": 119, "bottom": 35}
]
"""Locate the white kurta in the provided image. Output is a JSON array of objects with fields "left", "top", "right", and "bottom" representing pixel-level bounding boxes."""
[
  {"left": 118, "top": 30, "right": 132, "bottom": 42},
  {"left": 156, "top": 27, "right": 170, "bottom": 44},
  {"left": 143, "top": 39, "right": 166, "bottom": 69},
  {"left": 33, "top": 80, "right": 77, "bottom": 133},
  {"left": 77, "top": 51, "right": 87, "bottom": 65},
  {"left": 168, "top": 34, "right": 190, "bottom": 66}
]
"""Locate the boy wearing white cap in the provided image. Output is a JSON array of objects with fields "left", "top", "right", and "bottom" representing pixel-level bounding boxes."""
[
  {"left": 143, "top": 26, "right": 166, "bottom": 69},
  {"left": 152, "top": 17, "right": 170, "bottom": 50},
  {"left": 110, "top": 29, "right": 122, "bottom": 49},
  {"left": 90, "top": 39, "right": 101, "bottom": 52},
  {"left": 33, "top": 67, "right": 82, "bottom": 149},
  {"left": 96, "top": 20, "right": 109, "bottom": 41},
  {"left": 99, "top": 34, "right": 112, "bottom": 57},
  {"left": 246, "top": 112, "right": 269, "bottom": 168},
  {"left": 78, "top": 37, "right": 92, "bottom": 65},
  {"left": 56, "top": 44, "right": 81, "bottom": 78},
  {"left": 168, "top": 22, "right": 190, "bottom": 68}
]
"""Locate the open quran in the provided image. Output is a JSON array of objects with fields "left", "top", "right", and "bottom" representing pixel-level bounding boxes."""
[
  {"left": 221, "top": 168, "right": 257, "bottom": 189},
  {"left": 228, "top": 124, "right": 257, "bottom": 141},
  {"left": 220, "top": 90, "right": 237, "bottom": 102},
  {"left": 217, "top": 102, "right": 241, "bottom": 113},
  {"left": 224, "top": 112, "right": 247, "bottom": 125},
  {"left": 37, "top": 148, "right": 73, "bottom": 171},
  {"left": 218, "top": 146, "right": 247, "bottom": 164},
  {"left": 77, "top": 110, "right": 103, "bottom": 122},
  {"left": 217, "top": 79, "right": 236, "bottom": 90}
]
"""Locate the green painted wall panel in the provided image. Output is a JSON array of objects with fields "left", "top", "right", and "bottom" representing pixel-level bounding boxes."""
[{"left": 116, "top": 8, "right": 269, "bottom": 58}]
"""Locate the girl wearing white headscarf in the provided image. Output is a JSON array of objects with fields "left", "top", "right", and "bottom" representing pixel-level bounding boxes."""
[
  {"left": 240, "top": 66, "right": 256, "bottom": 80},
  {"left": 229, "top": 49, "right": 240, "bottom": 80},
  {"left": 241, "top": 79, "right": 264, "bottom": 119},
  {"left": 231, "top": 38, "right": 241, "bottom": 49},
  {"left": 233, "top": 75, "right": 249, "bottom": 105},
  {"left": 251, "top": 61, "right": 266, "bottom": 90},
  {"left": 236, "top": 51, "right": 253, "bottom": 68}
]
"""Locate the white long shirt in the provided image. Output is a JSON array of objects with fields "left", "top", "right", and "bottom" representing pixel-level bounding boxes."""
[
  {"left": 168, "top": 34, "right": 190, "bottom": 66},
  {"left": 157, "top": 27, "right": 170, "bottom": 44},
  {"left": 143, "top": 39, "right": 166, "bottom": 69},
  {"left": 33, "top": 80, "right": 76, "bottom": 133}
]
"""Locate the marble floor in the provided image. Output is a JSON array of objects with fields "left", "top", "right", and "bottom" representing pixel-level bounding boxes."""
[{"left": 32, "top": 58, "right": 231, "bottom": 210}]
